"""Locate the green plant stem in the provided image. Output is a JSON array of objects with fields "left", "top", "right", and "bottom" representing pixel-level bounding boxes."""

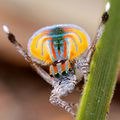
[{"left": 76, "top": 0, "right": 120, "bottom": 120}]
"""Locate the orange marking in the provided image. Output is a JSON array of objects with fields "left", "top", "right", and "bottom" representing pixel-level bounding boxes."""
[
  {"left": 61, "top": 63, "right": 66, "bottom": 72},
  {"left": 30, "top": 33, "right": 53, "bottom": 64},
  {"left": 64, "top": 32, "right": 88, "bottom": 60},
  {"left": 63, "top": 41, "right": 67, "bottom": 58},
  {"left": 58, "top": 50, "right": 61, "bottom": 55},
  {"left": 64, "top": 34, "right": 75, "bottom": 40},
  {"left": 53, "top": 65, "right": 58, "bottom": 74}
]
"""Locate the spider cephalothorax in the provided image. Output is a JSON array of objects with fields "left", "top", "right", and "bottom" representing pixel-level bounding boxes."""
[{"left": 3, "top": 2, "right": 110, "bottom": 117}]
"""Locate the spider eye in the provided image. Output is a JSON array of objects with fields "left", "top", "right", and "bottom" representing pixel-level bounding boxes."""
[
  {"left": 55, "top": 73, "right": 60, "bottom": 78},
  {"left": 62, "top": 71, "right": 68, "bottom": 76}
]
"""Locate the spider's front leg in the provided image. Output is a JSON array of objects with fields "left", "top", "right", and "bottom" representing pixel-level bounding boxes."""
[{"left": 3, "top": 25, "right": 53, "bottom": 85}]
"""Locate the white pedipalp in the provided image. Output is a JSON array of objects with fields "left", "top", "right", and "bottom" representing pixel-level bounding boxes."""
[
  {"left": 3, "top": 25, "right": 10, "bottom": 34},
  {"left": 105, "top": 2, "right": 111, "bottom": 12}
]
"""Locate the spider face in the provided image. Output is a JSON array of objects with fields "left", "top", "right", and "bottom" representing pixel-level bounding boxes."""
[{"left": 28, "top": 24, "right": 90, "bottom": 78}]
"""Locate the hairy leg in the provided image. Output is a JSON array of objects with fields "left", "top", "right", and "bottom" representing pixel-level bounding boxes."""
[
  {"left": 76, "top": 10, "right": 109, "bottom": 82},
  {"left": 84, "top": 11, "right": 109, "bottom": 63},
  {"left": 3, "top": 25, "right": 53, "bottom": 85},
  {"left": 49, "top": 74, "right": 78, "bottom": 117},
  {"left": 49, "top": 93, "right": 76, "bottom": 117}
]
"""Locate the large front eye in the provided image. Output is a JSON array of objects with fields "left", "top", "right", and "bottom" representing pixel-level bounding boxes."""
[
  {"left": 55, "top": 73, "right": 60, "bottom": 78},
  {"left": 62, "top": 71, "right": 68, "bottom": 76}
]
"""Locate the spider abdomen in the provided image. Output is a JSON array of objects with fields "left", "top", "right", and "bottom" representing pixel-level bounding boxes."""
[{"left": 28, "top": 24, "right": 90, "bottom": 77}]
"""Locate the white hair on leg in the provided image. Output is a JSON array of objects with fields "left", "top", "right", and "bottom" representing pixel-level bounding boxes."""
[
  {"left": 3, "top": 25, "right": 10, "bottom": 34},
  {"left": 105, "top": 2, "right": 111, "bottom": 12}
]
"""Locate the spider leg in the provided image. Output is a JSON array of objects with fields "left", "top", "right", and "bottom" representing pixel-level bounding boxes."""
[
  {"left": 76, "top": 10, "right": 109, "bottom": 82},
  {"left": 85, "top": 11, "right": 109, "bottom": 63},
  {"left": 69, "top": 103, "right": 79, "bottom": 108},
  {"left": 3, "top": 25, "right": 53, "bottom": 85},
  {"left": 49, "top": 75, "right": 78, "bottom": 117},
  {"left": 49, "top": 93, "right": 76, "bottom": 117}
]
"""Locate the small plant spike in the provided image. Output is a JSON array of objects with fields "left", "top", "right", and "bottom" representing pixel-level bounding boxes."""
[{"left": 76, "top": 0, "right": 120, "bottom": 120}]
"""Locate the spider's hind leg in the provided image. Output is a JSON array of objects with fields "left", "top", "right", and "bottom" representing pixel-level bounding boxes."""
[
  {"left": 49, "top": 76, "right": 78, "bottom": 117},
  {"left": 3, "top": 25, "right": 53, "bottom": 85},
  {"left": 49, "top": 93, "right": 76, "bottom": 117}
]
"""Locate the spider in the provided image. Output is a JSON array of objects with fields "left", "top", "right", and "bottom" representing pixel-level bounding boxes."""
[{"left": 3, "top": 3, "right": 110, "bottom": 117}]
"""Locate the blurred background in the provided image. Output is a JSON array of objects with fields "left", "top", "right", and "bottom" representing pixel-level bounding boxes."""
[{"left": 0, "top": 0, "right": 120, "bottom": 120}]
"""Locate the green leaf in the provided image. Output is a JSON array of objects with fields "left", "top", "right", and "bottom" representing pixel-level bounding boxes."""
[{"left": 76, "top": 0, "right": 120, "bottom": 120}]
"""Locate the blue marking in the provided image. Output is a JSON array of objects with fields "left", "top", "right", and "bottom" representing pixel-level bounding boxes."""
[
  {"left": 65, "top": 61, "right": 69, "bottom": 72},
  {"left": 57, "top": 63, "right": 62, "bottom": 74},
  {"left": 60, "top": 44, "right": 64, "bottom": 59},
  {"left": 65, "top": 38, "right": 70, "bottom": 59},
  {"left": 49, "top": 33, "right": 65, "bottom": 38},
  {"left": 48, "top": 41, "right": 55, "bottom": 62},
  {"left": 50, "top": 65, "right": 55, "bottom": 75},
  {"left": 54, "top": 43, "right": 59, "bottom": 59}
]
